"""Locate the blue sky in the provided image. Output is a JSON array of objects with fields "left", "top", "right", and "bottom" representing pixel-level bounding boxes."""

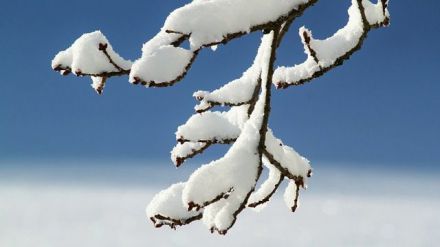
[{"left": 0, "top": 0, "right": 439, "bottom": 168}]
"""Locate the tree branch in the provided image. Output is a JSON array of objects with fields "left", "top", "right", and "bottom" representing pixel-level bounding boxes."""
[{"left": 212, "top": 26, "right": 283, "bottom": 235}]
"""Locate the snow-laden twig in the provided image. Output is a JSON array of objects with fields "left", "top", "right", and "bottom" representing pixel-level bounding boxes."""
[
  {"left": 51, "top": 31, "right": 132, "bottom": 95},
  {"left": 273, "top": 0, "right": 390, "bottom": 88},
  {"left": 171, "top": 142, "right": 210, "bottom": 167}
]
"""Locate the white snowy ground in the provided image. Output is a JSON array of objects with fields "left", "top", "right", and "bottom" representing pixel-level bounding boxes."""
[{"left": 1, "top": 161, "right": 439, "bottom": 247}]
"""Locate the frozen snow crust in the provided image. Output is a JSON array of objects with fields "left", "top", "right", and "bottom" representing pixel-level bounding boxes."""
[{"left": 52, "top": 0, "right": 390, "bottom": 235}]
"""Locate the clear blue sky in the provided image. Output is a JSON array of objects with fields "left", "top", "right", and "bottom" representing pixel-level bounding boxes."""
[{"left": 0, "top": 0, "right": 439, "bottom": 167}]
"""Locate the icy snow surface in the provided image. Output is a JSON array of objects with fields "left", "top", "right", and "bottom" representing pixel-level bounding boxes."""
[{"left": 1, "top": 161, "right": 439, "bottom": 247}]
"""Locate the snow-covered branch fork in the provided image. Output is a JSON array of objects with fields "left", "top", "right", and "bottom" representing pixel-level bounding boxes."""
[{"left": 51, "top": 0, "right": 390, "bottom": 235}]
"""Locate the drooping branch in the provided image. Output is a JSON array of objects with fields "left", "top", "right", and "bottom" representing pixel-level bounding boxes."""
[
  {"left": 174, "top": 31, "right": 312, "bottom": 192},
  {"left": 248, "top": 157, "right": 284, "bottom": 208},
  {"left": 212, "top": 30, "right": 279, "bottom": 235},
  {"left": 176, "top": 30, "right": 281, "bottom": 235},
  {"left": 175, "top": 24, "right": 312, "bottom": 213}
]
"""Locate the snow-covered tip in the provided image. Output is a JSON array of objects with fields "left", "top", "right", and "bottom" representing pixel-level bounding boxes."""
[
  {"left": 201, "top": 199, "right": 228, "bottom": 232},
  {"left": 90, "top": 76, "right": 106, "bottom": 95},
  {"left": 284, "top": 180, "right": 301, "bottom": 212},
  {"left": 194, "top": 101, "right": 212, "bottom": 113},
  {"left": 52, "top": 31, "right": 131, "bottom": 77},
  {"left": 147, "top": 183, "right": 202, "bottom": 229},
  {"left": 171, "top": 142, "right": 210, "bottom": 167},
  {"left": 363, "top": 0, "right": 390, "bottom": 27},
  {"left": 129, "top": 45, "right": 195, "bottom": 87}
]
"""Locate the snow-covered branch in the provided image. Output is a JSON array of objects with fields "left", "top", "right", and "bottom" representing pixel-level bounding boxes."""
[
  {"left": 51, "top": 0, "right": 390, "bottom": 235},
  {"left": 274, "top": 0, "right": 390, "bottom": 89}
]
